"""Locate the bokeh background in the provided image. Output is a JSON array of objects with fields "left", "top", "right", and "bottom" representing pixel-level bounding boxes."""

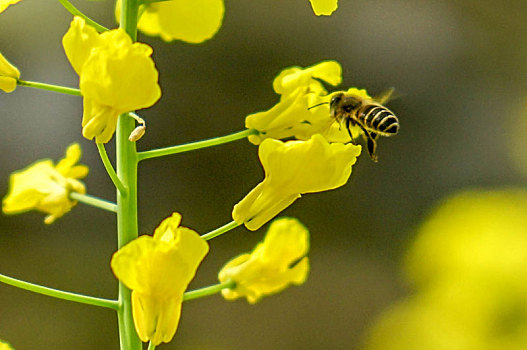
[{"left": 1, "top": 0, "right": 527, "bottom": 349}]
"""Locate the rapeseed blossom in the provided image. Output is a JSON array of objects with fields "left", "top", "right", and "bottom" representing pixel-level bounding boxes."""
[
  {"left": 0, "top": 52, "right": 19, "bottom": 93},
  {"left": 63, "top": 16, "right": 161, "bottom": 143},
  {"left": 2, "top": 143, "right": 88, "bottom": 224},
  {"left": 0, "top": 0, "right": 20, "bottom": 13},
  {"left": 246, "top": 61, "right": 350, "bottom": 145},
  {"left": 219, "top": 217, "right": 309, "bottom": 303},
  {"left": 309, "top": 0, "right": 339, "bottom": 16},
  {"left": 111, "top": 213, "right": 209, "bottom": 345},
  {"left": 364, "top": 189, "right": 527, "bottom": 350},
  {"left": 233, "top": 134, "right": 361, "bottom": 230},
  {"left": 116, "top": 0, "right": 224, "bottom": 44}
]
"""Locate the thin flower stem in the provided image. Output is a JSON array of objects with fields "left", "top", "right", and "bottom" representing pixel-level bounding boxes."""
[
  {"left": 97, "top": 143, "right": 128, "bottom": 196},
  {"left": 56, "top": 0, "right": 109, "bottom": 32},
  {"left": 137, "top": 129, "right": 258, "bottom": 162},
  {"left": 70, "top": 192, "right": 118, "bottom": 213},
  {"left": 0, "top": 272, "right": 119, "bottom": 310},
  {"left": 201, "top": 221, "right": 241, "bottom": 241},
  {"left": 183, "top": 280, "right": 236, "bottom": 302},
  {"left": 16, "top": 79, "right": 81, "bottom": 96},
  {"left": 147, "top": 342, "right": 156, "bottom": 350}
]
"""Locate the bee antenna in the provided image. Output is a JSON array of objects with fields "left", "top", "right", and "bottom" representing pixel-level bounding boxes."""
[{"left": 307, "top": 102, "right": 329, "bottom": 110}]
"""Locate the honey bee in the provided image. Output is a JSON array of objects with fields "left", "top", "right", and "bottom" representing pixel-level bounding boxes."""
[{"left": 310, "top": 89, "right": 400, "bottom": 162}]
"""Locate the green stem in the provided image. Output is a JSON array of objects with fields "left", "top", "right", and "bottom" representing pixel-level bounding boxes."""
[
  {"left": 57, "top": 0, "right": 109, "bottom": 32},
  {"left": 0, "top": 272, "right": 119, "bottom": 310},
  {"left": 70, "top": 192, "right": 117, "bottom": 213},
  {"left": 147, "top": 342, "right": 156, "bottom": 350},
  {"left": 17, "top": 79, "right": 81, "bottom": 96},
  {"left": 183, "top": 280, "right": 236, "bottom": 302},
  {"left": 117, "top": 1, "right": 141, "bottom": 349},
  {"left": 96, "top": 143, "right": 128, "bottom": 196},
  {"left": 201, "top": 221, "right": 241, "bottom": 241},
  {"left": 137, "top": 129, "right": 258, "bottom": 162}
]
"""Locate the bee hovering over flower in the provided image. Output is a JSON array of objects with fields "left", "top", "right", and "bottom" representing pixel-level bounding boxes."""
[{"left": 310, "top": 88, "right": 400, "bottom": 162}]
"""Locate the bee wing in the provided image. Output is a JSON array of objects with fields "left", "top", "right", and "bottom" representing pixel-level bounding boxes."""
[{"left": 373, "top": 87, "right": 396, "bottom": 105}]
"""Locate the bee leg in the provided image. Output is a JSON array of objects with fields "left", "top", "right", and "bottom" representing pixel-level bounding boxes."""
[
  {"left": 359, "top": 125, "right": 379, "bottom": 162},
  {"left": 346, "top": 118, "right": 358, "bottom": 144}
]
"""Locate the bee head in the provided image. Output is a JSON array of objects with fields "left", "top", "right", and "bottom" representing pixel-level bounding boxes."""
[{"left": 329, "top": 92, "right": 344, "bottom": 118}]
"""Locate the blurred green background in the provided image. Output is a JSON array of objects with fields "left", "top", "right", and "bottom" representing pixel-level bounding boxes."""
[{"left": 2, "top": 0, "right": 527, "bottom": 349}]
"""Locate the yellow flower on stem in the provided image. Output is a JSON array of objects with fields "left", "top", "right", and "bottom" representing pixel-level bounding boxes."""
[
  {"left": 0, "top": 52, "right": 20, "bottom": 93},
  {"left": 233, "top": 134, "right": 361, "bottom": 230},
  {"left": 2, "top": 143, "right": 89, "bottom": 224},
  {"left": 219, "top": 217, "right": 310, "bottom": 304},
  {"left": 111, "top": 213, "right": 209, "bottom": 346},
  {"left": 116, "top": 0, "right": 224, "bottom": 44},
  {"left": 62, "top": 16, "right": 161, "bottom": 143},
  {"left": 0, "top": 0, "right": 21, "bottom": 13},
  {"left": 246, "top": 61, "right": 365, "bottom": 145},
  {"left": 309, "top": 0, "right": 339, "bottom": 16}
]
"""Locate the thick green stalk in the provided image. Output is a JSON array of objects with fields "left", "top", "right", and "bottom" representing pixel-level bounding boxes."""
[{"left": 117, "top": 1, "right": 141, "bottom": 349}]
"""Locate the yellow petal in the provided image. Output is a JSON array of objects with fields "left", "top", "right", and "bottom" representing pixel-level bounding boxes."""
[
  {"left": 132, "top": 291, "right": 182, "bottom": 345},
  {"left": 79, "top": 30, "right": 161, "bottom": 113},
  {"left": 55, "top": 143, "right": 89, "bottom": 179},
  {"left": 309, "top": 0, "right": 338, "bottom": 16},
  {"left": 273, "top": 61, "right": 342, "bottom": 95},
  {"left": 0, "top": 52, "right": 20, "bottom": 93},
  {"left": 81, "top": 99, "right": 119, "bottom": 143},
  {"left": 232, "top": 181, "right": 300, "bottom": 230},
  {"left": 0, "top": 0, "right": 21, "bottom": 13},
  {"left": 153, "top": 212, "right": 182, "bottom": 242},
  {"left": 62, "top": 17, "right": 103, "bottom": 76},
  {"left": 139, "top": 0, "right": 224, "bottom": 43}
]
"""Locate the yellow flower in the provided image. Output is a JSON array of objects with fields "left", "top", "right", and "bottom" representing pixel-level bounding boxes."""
[
  {"left": 405, "top": 189, "right": 527, "bottom": 291},
  {"left": 218, "top": 217, "right": 310, "bottom": 304},
  {"left": 0, "top": 339, "right": 14, "bottom": 350},
  {"left": 246, "top": 61, "right": 367, "bottom": 145},
  {"left": 0, "top": 0, "right": 21, "bottom": 13},
  {"left": 0, "top": 52, "right": 20, "bottom": 93},
  {"left": 111, "top": 213, "right": 209, "bottom": 345},
  {"left": 233, "top": 134, "right": 361, "bottom": 230},
  {"left": 364, "top": 189, "right": 527, "bottom": 350},
  {"left": 116, "top": 0, "right": 224, "bottom": 44},
  {"left": 2, "top": 143, "right": 88, "bottom": 224},
  {"left": 62, "top": 17, "right": 161, "bottom": 143},
  {"left": 309, "top": 0, "right": 338, "bottom": 16}
]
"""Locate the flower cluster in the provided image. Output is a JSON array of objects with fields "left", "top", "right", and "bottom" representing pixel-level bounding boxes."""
[
  {"left": 234, "top": 61, "right": 364, "bottom": 230},
  {"left": 2, "top": 143, "right": 88, "bottom": 224},
  {"left": 1, "top": 0, "right": 350, "bottom": 348},
  {"left": 63, "top": 16, "right": 161, "bottom": 143}
]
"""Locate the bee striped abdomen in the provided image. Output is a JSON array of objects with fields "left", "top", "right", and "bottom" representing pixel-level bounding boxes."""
[{"left": 359, "top": 105, "right": 399, "bottom": 136}]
